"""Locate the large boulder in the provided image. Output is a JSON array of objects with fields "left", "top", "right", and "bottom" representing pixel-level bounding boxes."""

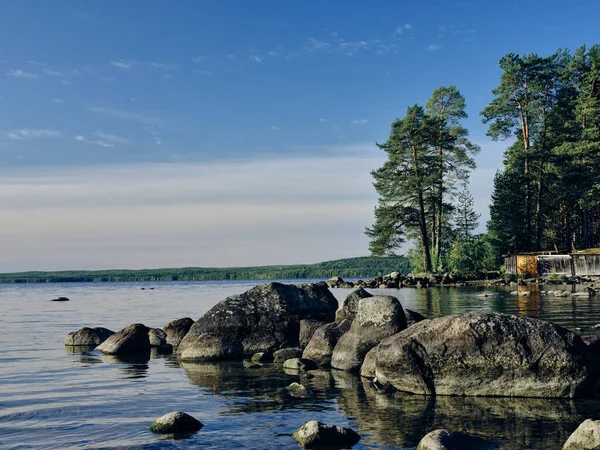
[
  {"left": 563, "top": 419, "right": 600, "bottom": 450},
  {"left": 96, "top": 323, "right": 151, "bottom": 355},
  {"left": 375, "top": 311, "right": 595, "bottom": 398},
  {"left": 65, "top": 327, "right": 114, "bottom": 346},
  {"left": 163, "top": 317, "right": 194, "bottom": 348},
  {"left": 302, "top": 320, "right": 351, "bottom": 366},
  {"left": 273, "top": 347, "right": 303, "bottom": 362},
  {"left": 417, "top": 429, "right": 496, "bottom": 450},
  {"left": 335, "top": 287, "right": 372, "bottom": 322},
  {"left": 148, "top": 328, "right": 167, "bottom": 347},
  {"left": 178, "top": 282, "right": 337, "bottom": 361},
  {"left": 331, "top": 296, "right": 406, "bottom": 372},
  {"left": 292, "top": 420, "right": 360, "bottom": 448},
  {"left": 405, "top": 308, "right": 427, "bottom": 327},
  {"left": 299, "top": 319, "right": 327, "bottom": 349}
]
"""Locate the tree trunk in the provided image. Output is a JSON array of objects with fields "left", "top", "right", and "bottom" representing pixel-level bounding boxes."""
[
  {"left": 535, "top": 159, "right": 544, "bottom": 250},
  {"left": 412, "top": 143, "right": 432, "bottom": 273}
]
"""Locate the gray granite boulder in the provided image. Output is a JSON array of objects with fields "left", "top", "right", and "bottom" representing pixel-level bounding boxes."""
[
  {"left": 302, "top": 320, "right": 351, "bottom": 366},
  {"left": 273, "top": 347, "right": 302, "bottom": 362},
  {"left": 148, "top": 328, "right": 167, "bottom": 347},
  {"left": 163, "top": 317, "right": 194, "bottom": 348},
  {"left": 293, "top": 420, "right": 360, "bottom": 448},
  {"left": 375, "top": 311, "right": 595, "bottom": 398},
  {"left": 65, "top": 327, "right": 114, "bottom": 346},
  {"left": 417, "top": 429, "right": 497, "bottom": 450},
  {"left": 96, "top": 323, "right": 151, "bottom": 355},
  {"left": 331, "top": 296, "right": 406, "bottom": 372},
  {"left": 335, "top": 287, "right": 372, "bottom": 322},
  {"left": 405, "top": 308, "right": 427, "bottom": 327},
  {"left": 178, "top": 282, "right": 337, "bottom": 361},
  {"left": 563, "top": 419, "right": 600, "bottom": 450},
  {"left": 299, "top": 319, "right": 327, "bottom": 349},
  {"left": 149, "top": 411, "right": 203, "bottom": 434}
]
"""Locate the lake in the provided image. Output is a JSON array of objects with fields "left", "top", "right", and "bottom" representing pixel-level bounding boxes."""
[{"left": 1, "top": 280, "right": 600, "bottom": 449}]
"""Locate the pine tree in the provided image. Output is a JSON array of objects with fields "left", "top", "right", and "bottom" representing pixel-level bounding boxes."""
[{"left": 454, "top": 187, "right": 480, "bottom": 241}]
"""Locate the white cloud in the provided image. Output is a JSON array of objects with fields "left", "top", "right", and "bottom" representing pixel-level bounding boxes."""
[
  {"left": 249, "top": 55, "right": 263, "bottom": 63},
  {"left": 350, "top": 119, "right": 368, "bottom": 125},
  {"left": 155, "top": 139, "right": 162, "bottom": 145},
  {"left": 404, "top": 23, "right": 413, "bottom": 30},
  {"left": 87, "top": 106, "right": 163, "bottom": 127},
  {"left": 191, "top": 56, "right": 205, "bottom": 63},
  {"left": 110, "top": 61, "right": 133, "bottom": 69},
  {"left": 6, "top": 69, "right": 39, "bottom": 79},
  {"left": 270, "top": 125, "right": 281, "bottom": 131},
  {"left": 319, "top": 118, "right": 327, "bottom": 123},
  {"left": 92, "top": 131, "right": 129, "bottom": 144},
  {"left": 42, "top": 68, "right": 62, "bottom": 77},
  {"left": 2, "top": 129, "right": 62, "bottom": 140},
  {"left": 75, "top": 134, "right": 114, "bottom": 147},
  {"left": 426, "top": 43, "right": 442, "bottom": 51},
  {"left": 147, "top": 62, "right": 178, "bottom": 70},
  {"left": 51, "top": 98, "right": 64, "bottom": 104}
]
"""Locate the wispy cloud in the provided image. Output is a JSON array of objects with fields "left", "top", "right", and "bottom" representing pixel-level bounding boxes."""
[
  {"left": 425, "top": 43, "right": 442, "bottom": 51},
  {"left": 191, "top": 56, "right": 206, "bottom": 63},
  {"left": 75, "top": 135, "right": 114, "bottom": 148},
  {"left": 350, "top": 119, "right": 368, "bottom": 125},
  {"left": 270, "top": 125, "right": 281, "bottom": 131},
  {"left": 6, "top": 69, "right": 39, "bottom": 79},
  {"left": 92, "top": 131, "right": 129, "bottom": 144},
  {"left": 193, "top": 69, "right": 212, "bottom": 76},
  {"left": 101, "top": 76, "right": 116, "bottom": 83},
  {"left": 72, "top": 10, "right": 93, "bottom": 20},
  {"left": 319, "top": 118, "right": 327, "bottom": 123},
  {"left": 147, "top": 62, "right": 178, "bottom": 70},
  {"left": 404, "top": 23, "right": 413, "bottom": 31},
  {"left": 27, "top": 60, "right": 46, "bottom": 67},
  {"left": 249, "top": 55, "right": 263, "bottom": 63},
  {"left": 2, "top": 129, "right": 62, "bottom": 140},
  {"left": 41, "top": 68, "right": 62, "bottom": 77},
  {"left": 51, "top": 98, "right": 64, "bottom": 104},
  {"left": 305, "top": 32, "right": 398, "bottom": 57},
  {"left": 110, "top": 61, "right": 134, "bottom": 70},
  {"left": 87, "top": 106, "right": 163, "bottom": 127}
]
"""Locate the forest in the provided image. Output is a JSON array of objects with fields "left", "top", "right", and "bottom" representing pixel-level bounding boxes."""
[
  {"left": 0, "top": 256, "right": 409, "bottom": 283},
  {"left": 367, "top": 44, "right": 600, "bottom": 276}
]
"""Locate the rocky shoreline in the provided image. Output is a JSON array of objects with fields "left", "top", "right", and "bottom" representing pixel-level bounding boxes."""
[{"left": 65, "top": 281, "right": 600, "bottom": 449}]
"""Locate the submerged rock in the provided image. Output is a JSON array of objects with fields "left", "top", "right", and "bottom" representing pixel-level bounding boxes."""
[
  {"left": 417, "top": 429, "right": 497, "bottom": 450},
  {"left": 299, "top": 319, "right": 327, "bottom": 349},
  {"left": 288, "top": 382, "right": 309, "bottom": 398},
  {"left": 65, "top": 327, "right": 114, "bottom": 346},
  {"left": 96, "top": 323, "right": 151, "bottom": 355},
  {"left": 149, "top": 411, "right": 203, "bottom": 434},
  {"left": 331, "top": 296, "right": 406, "bottom": 372},
  {"left": 302, "top": 320, "right": 351, "bottom": 366},
  {"left": 163, "top": 317, "right": 194, "bottom": 348},
  {"left": 283, "top": 358, "right": 318, "bottom": 371},
  {"left": 178, "top": 282, "right": 337, "bottom": 361},
  {"left": 375, "top": 311, "right": 594, "bottom": 398},
  {"left": 273, "top": 347, "right": 303, "bottom": 362},
  {"left": 563, "top": 419, "right": 600, "bottom": 450},
  {"left": 293, "top": 420, "right": 360, "bottom": 448},
  {"left": 251, "top": 351, "right": 273, "bottom": 363}
]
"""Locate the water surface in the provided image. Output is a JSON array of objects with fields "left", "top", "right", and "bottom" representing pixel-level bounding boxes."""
[{"left": 1, "top": 280, "right": 599, "bottom": 449}]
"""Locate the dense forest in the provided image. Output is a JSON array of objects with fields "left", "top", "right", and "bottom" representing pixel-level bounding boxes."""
[
  {"left": 367, "top": 44, "right": 600, "bottom": 276},
  {"left": 0, "top": 256, "right": 409, "bottom": 283}
]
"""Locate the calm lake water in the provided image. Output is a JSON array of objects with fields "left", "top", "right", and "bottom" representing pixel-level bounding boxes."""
[{"left": 2, "top": 280, "right": 600, "bottom": 449}]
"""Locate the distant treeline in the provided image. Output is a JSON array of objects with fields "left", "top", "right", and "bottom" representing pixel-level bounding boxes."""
[{"left": 0, "top": 256, "right": 410, "bottom": 283}]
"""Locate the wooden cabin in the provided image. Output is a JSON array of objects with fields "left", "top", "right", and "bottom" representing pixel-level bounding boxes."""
[{"left": 504, "top": 248, "right": 600, "bottom": 277}]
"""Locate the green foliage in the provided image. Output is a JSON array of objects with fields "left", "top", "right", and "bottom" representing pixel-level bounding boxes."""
[
  {"left": 446, "top": 235, "right": 497, "bottom": 278},
  {"left": 454, "top": 187, "right": 480, "bottom": 241},
  {"left": 0, "top": 256, "right": 410, "bottom": 284}
]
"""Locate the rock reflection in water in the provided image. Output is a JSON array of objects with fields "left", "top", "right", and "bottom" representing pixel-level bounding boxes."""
[{"left": 100, "top": 352, "right": 151, "bottom": 380}]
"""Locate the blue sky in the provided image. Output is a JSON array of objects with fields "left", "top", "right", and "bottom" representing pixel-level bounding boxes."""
[{"left": 0, "top": 0, "right": 597, "bottom": 271}]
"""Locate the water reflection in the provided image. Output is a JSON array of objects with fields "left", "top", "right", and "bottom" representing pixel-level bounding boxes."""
[{"left": 100, "top": 352, "right": 151, "bottom": 380}]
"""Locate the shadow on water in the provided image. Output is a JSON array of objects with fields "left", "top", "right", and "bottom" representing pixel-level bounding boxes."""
[{"left": 100, "top": 352, "right": 151, "bottom": 380}]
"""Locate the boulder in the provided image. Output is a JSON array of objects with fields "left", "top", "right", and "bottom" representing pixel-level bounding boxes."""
[
  {"left": 243, "top": 360, "right": 262, "bottom": 369},
  {"left": 163, "top": 317, "right": 194, "bottom": 348},
  {"left": 65, "top": 327, "right": 114, "bottom": 346},
  {"left": 303, "top": 320, "right": 351, "bottom": 366},
  {"left": 149, "top": 411, "right": 203, "bottom": 434},
  {"left": 331, "top": 296, "right": 406, "bottom": 372},
  {"left": 405, "top": 308, "right": 427, "bottom": 327},
  {"left": 51, "top": 296, "right": 69, "bottom": 302},
  {"left": 179, "top": 334, "right": 243, "bottom": 361},
  {"left": 96, "top": 323, "right": 151, "bottom": 355},
  {"left": 335, "top": 287, "right": 372, "bottom": 322},
  {"left": 360, "top": 347, "right": 377, "bottom": 379},
  {"left": 375, "top": 311, "right": 594, "bottom": 398},
  {"left": 251, "top": 351, "right": 274, "bottom": 363},
  {"left": 417, "top": 429, "right": 496, "bottom": 450},
  {"left": 148, "top": 328, "right": 167, "bottom": 347},
  {"left": 273, "top": 347, "right": 303, "bottom": 362},
  {"left": 288, "top": 382, "right": 309, "bottom": 398},
  {"left": 299, "top": 319, "right": 327, "bottom": 349},
  {"left": 178, "top": 282, "right": 337, "bottom": 360},
  {"left": 293, "top": 420, "right": 361, "bottom": 448},
  {"left": 563, "top": 419, "right": 600, "bottom": 450},
  {"left": 283, "top": 358, "right": 318, "bottom": 371}
]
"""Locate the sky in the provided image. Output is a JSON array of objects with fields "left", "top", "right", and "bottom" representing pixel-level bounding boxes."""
[{"left": 0, "top": 0, "right": 597, "bottom": 272}]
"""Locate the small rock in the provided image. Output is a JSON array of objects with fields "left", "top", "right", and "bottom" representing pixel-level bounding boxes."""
[
  {"left": 51, "top": 297, "right": 69, "bottom": 302},
  {"left": 273, "top": 347, "right": 302, "bottom": 362},
  {"left": 163, "top": 317, "right": 194, "bottom": 349},
  {"left": 283, "top": 358, "right": 318, "bottom": 371},
  {"left": 563, "top": 419, "right": 600, "bottom": 450},
  {"left": 299, "top": 319, "right": 327, "bottom": 349},
  {"left": 251, "top": 351, "right": 273, "bottom": 363},
  {"left": 243, "top": 360, "right": 262, "bottom": 369},
  {"left": 65, "top": 327, "right": 114, "bottom": 346},
  {"left": 417, "top": 429, "right": 496, "bottom": 450},
  {"left": 303, "top": 320, "right": 351, "bottom": 366},
  {"left": 293, "top": 420, "right": 360, "bottom": 448},
  {"left": 287, "top": 382, "right": 309, "bottom": 398},
  {"left": 149, "top": 411, "right": 203, "bottom": 434}
]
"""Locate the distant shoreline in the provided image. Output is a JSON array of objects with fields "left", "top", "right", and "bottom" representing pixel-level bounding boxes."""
[{"left": 0, "top": 256, "right": 409, "bottom": 284}]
